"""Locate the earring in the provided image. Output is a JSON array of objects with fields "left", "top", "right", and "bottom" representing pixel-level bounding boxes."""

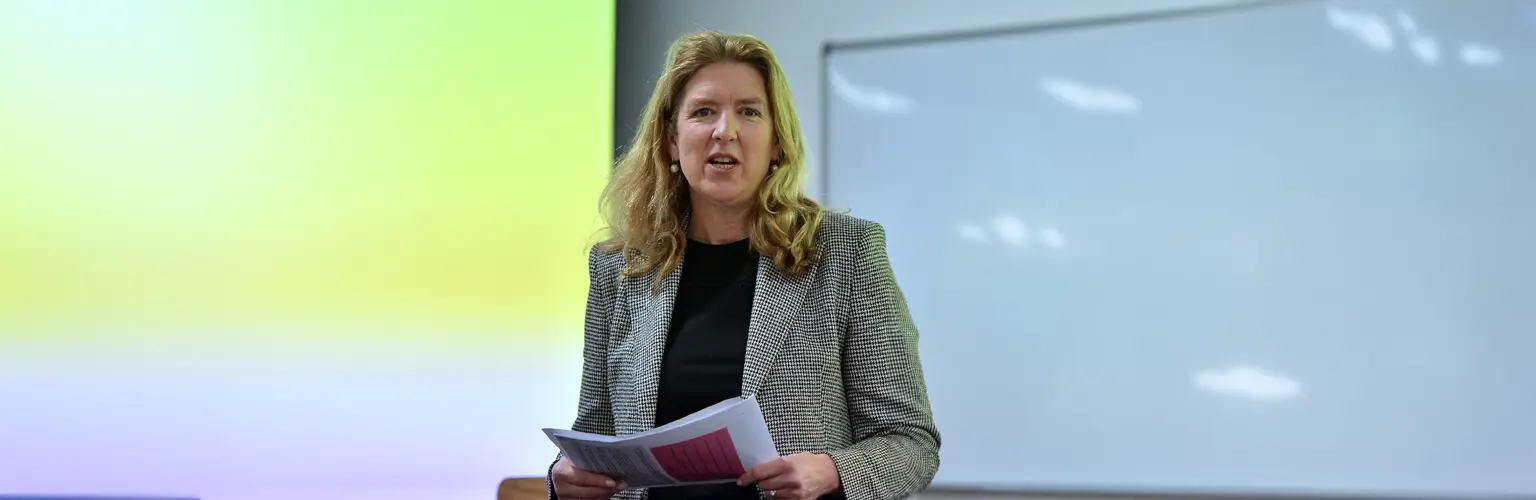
[
  {"left": 669, "top": 161, "right": 680, "bottom": 174},
  {"left": 769, "top": 162, "right": 779, "bottom": 173}
]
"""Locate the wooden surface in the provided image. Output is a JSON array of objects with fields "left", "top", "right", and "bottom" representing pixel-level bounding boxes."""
[{"left": 498, "top": 477, "right": 546, "bottom": 500}]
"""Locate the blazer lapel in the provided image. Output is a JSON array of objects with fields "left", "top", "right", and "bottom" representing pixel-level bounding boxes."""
[
  {"left": 632, "top": 258, "right": 682, "bottom": 433},
  {"left": 629, "top": 205, "right": 693, "bottom": 431},
  {"left": 741, "top": 254, "right": 812, "bottom": 397}
]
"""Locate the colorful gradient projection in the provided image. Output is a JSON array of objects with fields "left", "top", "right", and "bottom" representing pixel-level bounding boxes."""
[{"left": 0, "top": 1, "right": 611, "bottom": 499}]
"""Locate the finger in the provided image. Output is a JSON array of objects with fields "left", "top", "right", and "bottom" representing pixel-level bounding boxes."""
[
  {"left": 738, "top": 457, "right": 792, "bottom": 486},
  {"left": 765, "top": 487, "right": 807, "bottom": 500},
  {"left": 561, "top": 468, "right": 622, "bottom": 488},
  {"left": 554, "top": 482, "right": 623, "bottom": 499},
  {"left": 755, "top": 473, "right": 800, "bottom": 491}
]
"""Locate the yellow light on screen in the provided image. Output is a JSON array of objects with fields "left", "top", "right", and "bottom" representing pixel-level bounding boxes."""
[{"left": 0, "top": 1, "right": 614, "bottom": 347}]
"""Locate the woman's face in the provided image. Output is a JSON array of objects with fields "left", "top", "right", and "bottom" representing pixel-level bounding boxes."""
[{"left": 669, "top": 62, "right": 775, "bottom": 211}]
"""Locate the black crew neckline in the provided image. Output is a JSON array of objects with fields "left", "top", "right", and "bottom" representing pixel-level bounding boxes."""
[{"left": 687, "top": 237, "right": 751, "bottom": 247}]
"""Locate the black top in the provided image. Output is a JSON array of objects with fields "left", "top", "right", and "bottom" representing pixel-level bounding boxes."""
[{"left": 649, "top": 237, "right": 760, "bottom": 500}]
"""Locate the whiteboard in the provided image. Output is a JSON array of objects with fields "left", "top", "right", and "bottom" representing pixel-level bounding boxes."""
[{"left": 824, "top": 0, "right": 1535, "bottom": 496}]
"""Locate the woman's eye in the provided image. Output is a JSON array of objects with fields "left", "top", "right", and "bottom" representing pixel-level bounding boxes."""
[
  {"left": 692, "top": 108, "right": 712, "bottom": 117},
  {"left": 743, "top": 108, "right": 762, "bottom": 117}
]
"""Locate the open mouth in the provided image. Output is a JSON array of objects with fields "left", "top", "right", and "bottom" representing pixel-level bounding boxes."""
[{"left": 707, "top": 155, "right": 739, "bottom": 170}]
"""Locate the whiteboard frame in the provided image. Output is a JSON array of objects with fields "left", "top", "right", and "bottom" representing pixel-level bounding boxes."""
[{"left": 815, "top": 1, "right": 1523, "bottom": 498}]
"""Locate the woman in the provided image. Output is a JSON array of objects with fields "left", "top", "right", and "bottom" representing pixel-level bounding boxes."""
[{"left": 548, "top": 30, "right": 940, "bottom": 500}]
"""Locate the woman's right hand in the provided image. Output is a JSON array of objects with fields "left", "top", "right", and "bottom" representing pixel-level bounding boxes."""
[{"left": 552, "top": 457, "right": 627, "bottom": 499}]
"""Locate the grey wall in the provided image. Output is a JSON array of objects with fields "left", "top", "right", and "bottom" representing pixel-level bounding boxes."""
[{"left": 614, "top": 0, "right": 1290, "bottom": 199}]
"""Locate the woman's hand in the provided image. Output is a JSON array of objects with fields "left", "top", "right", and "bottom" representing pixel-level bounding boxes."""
[
  {"left": 737, "top": 453, "right": 841, "bottom": 499},
  {"left": 551, "top": 457, "right": 626, "bottom": 499}
]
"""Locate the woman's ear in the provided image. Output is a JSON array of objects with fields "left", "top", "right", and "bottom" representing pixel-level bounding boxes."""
[{"left": 667, "top": 121, "right": 680, "bottom": 160}]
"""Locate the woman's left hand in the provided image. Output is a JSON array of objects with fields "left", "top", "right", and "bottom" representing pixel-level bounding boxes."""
[{"left": 737, "top": 452, "right": 841, "bottom": 499}]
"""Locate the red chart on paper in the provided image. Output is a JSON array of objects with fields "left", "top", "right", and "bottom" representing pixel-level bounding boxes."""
[{"left": 648, "top": 428, "right": 747, "bottom": 482}]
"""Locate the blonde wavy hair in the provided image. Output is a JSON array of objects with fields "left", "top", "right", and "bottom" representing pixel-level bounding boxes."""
[{"left": 599, "top": 30, "right": 822, "bottom": 286}]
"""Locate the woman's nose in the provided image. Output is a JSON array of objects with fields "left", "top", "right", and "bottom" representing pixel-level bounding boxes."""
[{"left": 712, "top": 115, "right": 737, "bottom": 142}]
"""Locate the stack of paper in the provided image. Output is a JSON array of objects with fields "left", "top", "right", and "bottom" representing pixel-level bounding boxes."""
[{"left": 543, "top": 395, "right": 779, "bottom": 488}]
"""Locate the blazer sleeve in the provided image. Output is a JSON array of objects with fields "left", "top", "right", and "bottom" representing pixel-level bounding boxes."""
[
  {"left": 825, "top": 221, "right": 942, "bottom": 499},
  {"left": 547, "top": 245, "right": 620, "bottom": 499}
]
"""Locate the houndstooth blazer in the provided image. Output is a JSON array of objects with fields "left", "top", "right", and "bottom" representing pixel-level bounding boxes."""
[{"left": 547, "top": 211, "right": 940, "bottom": 500}]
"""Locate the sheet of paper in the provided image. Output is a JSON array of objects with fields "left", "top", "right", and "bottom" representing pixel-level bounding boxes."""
[{"left": 543, "top": 395, "right": 779, "bottom": 488}]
